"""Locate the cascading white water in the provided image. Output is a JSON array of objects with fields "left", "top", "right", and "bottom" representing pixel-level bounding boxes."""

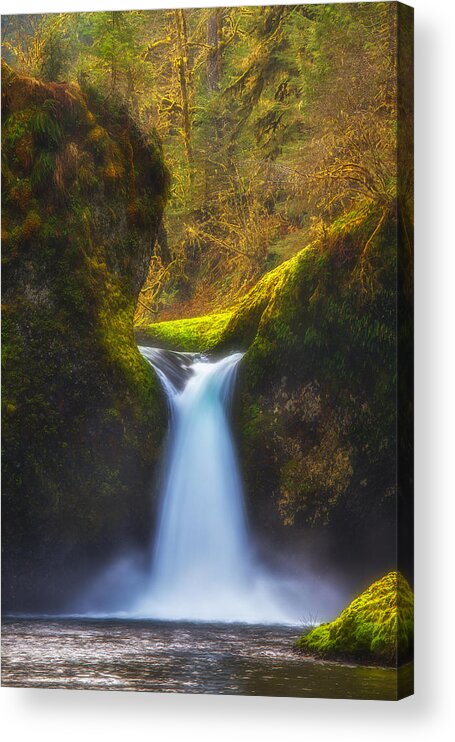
[{"left": 134, "top": 347, "right": 296, "bottom": 624}]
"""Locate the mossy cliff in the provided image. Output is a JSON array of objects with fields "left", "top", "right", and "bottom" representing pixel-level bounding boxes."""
[
  {"left": 296, "top": 571, "right": 414, "bottom": 666},
  {"left": 224, "top": 213, "right": 401, "bottom": 572},
  {"left": 228, "top": 207, "right": 412, "bottom": 580},
  {"left": 1, "top": 62, "right": 169, "bottom": 611}
]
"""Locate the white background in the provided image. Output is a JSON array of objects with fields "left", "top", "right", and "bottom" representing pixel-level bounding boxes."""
[{"left": 1, "top": 0, "right": 454, "bottom": 739}]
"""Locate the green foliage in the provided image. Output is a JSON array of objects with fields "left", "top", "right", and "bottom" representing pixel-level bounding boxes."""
[
  {"left": 38, "top": 25, "right": 73, "bottom": 82},
  {"left": 296, "top": 572, "right": 414, "bottom": 665},
  {"left": 30, "top": 150, "right": 55, "bottom": 190}
]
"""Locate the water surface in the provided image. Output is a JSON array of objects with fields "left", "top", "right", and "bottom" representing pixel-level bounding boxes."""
[{"left": 1, "top": 618, "right": 406, "bottom": 699}]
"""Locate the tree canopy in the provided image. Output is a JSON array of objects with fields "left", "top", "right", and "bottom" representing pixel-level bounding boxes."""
[{"left": 2, "top": 3, "right": 407, "bottom": 319}]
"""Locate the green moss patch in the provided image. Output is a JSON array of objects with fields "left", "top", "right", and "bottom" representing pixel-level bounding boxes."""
[
  {"left": 296, "top": 571, "right": 414, "bottom": 666},
  {"left": 137, "top": 311, "right": 233, "bottom": 352}
]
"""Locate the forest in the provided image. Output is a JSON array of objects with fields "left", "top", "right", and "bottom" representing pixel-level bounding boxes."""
[
  {"left": 3, "top": 4, "right": 410, "bottom": 317},
  {"left": 2, "top": 3, "right": 413, "bottom": 674}
]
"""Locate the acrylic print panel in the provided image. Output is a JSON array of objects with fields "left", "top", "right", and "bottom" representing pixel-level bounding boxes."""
[{"left": 1, "top": 2, "right": 414, "bottom": 700}]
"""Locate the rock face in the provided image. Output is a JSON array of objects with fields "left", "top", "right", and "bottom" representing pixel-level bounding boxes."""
[
  {"left": 1, "top": 63, "right": 169, "bottom": 611},
  {"left": 296, "top": 571, "right": 414, "bottom": 666},
  {"left": 219, "top": 210, "right": 412, "bottom": 580}
]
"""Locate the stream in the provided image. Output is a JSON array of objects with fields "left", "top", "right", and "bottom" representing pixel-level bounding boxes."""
[{"left": 1, "top": 618, "right": 407, "bottom": 699}]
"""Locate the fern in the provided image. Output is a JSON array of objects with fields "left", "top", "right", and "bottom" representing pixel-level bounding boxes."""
[
  {"left": 31, "top": 151, "right": 56, "bottom": 190},
  {"left": 30, "top": 102, "right": 62, "bottom": 150}
]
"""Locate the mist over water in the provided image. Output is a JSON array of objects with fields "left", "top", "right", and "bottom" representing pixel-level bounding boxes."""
[{"left": 133, "top": 348, "right": 299, "bottom": 624}]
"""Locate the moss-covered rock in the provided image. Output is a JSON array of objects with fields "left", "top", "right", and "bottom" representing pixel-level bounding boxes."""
[
  {"left": 1, "top": 62, "right": 169, "bottom": 611},
  {"left": 137, "top": 311, "right": 233, "bottom": 352},
  {"left": 296, "top": 571, "right": 414, "bottom": 666},
  {"left": 220, "top": 209, "right": 409, "bottom": 575}
]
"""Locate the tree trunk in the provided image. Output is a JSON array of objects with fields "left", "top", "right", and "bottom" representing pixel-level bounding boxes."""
[
  {"left": 174, "top": 8, "right": 193, "bottom": 168},
  {"left": 207, "top": 10, "right": 221, "bottom": 91}
]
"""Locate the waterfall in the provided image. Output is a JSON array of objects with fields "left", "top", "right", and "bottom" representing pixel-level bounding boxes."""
[{"left": 134, "top": 347, "right": 296, "bottom": 624}]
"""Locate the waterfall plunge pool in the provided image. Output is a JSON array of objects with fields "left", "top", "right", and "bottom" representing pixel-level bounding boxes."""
[{"left": 1, "top": 617, "right": 408, "bottom": 699}]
